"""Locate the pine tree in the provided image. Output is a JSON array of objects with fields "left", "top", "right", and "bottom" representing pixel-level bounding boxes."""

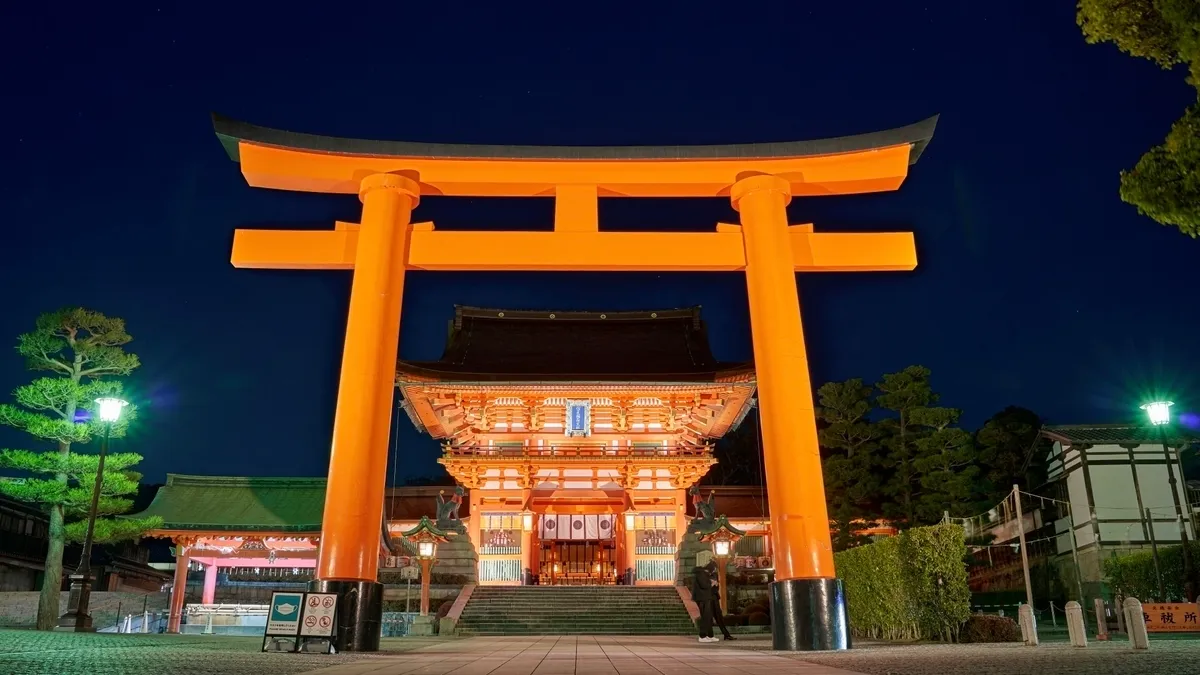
[
  {"left": 816, "top": 379, "right": 882, "bottom": 550},
  {"left": 875, "top": 366, "right": 937, "bottom": 526},
  {"left": 975, "top": 406, "right": 1048, "bottom": 504},
  {"left": 0, "top": 308, "right": 158, "bottom": 630},
  {"left": 911, "top": 406, "right": 980, "bottom": 524}
]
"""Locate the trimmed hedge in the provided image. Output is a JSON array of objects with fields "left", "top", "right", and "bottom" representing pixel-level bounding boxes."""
[
  {"left": 836, "top": 523, "right": 971, "bottom": 642},
  {"left": 1104, "top": 542, "right": 1200, "bottom": 601}
]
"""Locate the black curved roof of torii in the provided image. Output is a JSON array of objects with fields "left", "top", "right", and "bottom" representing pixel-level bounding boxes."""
[{"left": 212, "top": 113, "right": 939, "bottom": 164}]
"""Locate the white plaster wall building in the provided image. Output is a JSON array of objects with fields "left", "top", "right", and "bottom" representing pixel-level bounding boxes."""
[{"left": 1042, "top": 424, "right": 1200, "bottom": 597}]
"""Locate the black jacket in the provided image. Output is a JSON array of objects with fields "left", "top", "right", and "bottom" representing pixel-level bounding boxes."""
[{"left": 691, "top": 566, "right": 713, "bottom": 602}]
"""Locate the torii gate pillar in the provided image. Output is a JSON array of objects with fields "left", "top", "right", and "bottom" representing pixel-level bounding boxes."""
[
  {"left": 734, "top": 174, "right": 845, "bottom": 649},
  {"left": 308, "top": 173, "right": 419, "bottom": 651},
  {"left": 212, "top": 112, "right": 937, "bottom": 652}
]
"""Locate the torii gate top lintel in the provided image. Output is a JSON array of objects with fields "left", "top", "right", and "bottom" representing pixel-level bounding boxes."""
[{"left": 212, "top": 113, "right": 938, "bottom": 198}]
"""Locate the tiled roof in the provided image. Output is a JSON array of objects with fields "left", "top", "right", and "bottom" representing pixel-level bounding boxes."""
[
  {"left": 127, "top": 475, "right": 326, "bottom": 532},
  {"left": 1041, "top": 424, "right": 1200, "bottom": 446},
  {"left": 397, "top": 306, "right": 751, "bottom": 382}
]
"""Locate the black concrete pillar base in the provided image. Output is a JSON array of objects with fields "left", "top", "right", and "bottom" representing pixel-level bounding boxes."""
[
  {"left": 309, "top": 579, "right": 383, "bottom": 652},
  {"left": 56, "top": 574, "right": 95, "bottom": 632},
  {"left": 769, "top": 578, "right": 850, "bottom": 651}
]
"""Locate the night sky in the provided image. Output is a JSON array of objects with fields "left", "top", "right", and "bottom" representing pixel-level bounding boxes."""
[{"left": 1, "top": 2, "right": 1196, "bottom": 486}]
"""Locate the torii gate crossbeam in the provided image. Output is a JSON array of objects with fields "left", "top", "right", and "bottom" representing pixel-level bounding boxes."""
[{"left": 213, "top": 113, "right": 937, "bottom": 652}]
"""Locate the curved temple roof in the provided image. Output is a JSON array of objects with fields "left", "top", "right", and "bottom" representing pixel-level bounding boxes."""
[{"left": 213, "top": 113, "right": 938, "bottom": 165}]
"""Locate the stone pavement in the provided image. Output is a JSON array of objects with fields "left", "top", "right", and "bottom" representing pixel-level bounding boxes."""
[
  {"left": 7, "top": 629, "right": 1200, "bottom": 675},
  {"left": 0, "top": 628, "right": 433, "bottom": 675},
  {"left": 306, "top": 636, "right": 862, "bottom": 674},
  {"left": 787, "top": 638, "right": 1200, "bottom": 674}
]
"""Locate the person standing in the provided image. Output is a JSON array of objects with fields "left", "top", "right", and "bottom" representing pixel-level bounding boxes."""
[
  {"left": 691, "top": 560, "right": 716, "bottom": 642},
  {"left": 706, "top": 561, "right": 735, "bottom": 641}
]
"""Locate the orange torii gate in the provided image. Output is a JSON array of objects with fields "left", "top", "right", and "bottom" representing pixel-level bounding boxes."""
[{"left": 213, "top": 114, "right": 937, "bottom": 651}]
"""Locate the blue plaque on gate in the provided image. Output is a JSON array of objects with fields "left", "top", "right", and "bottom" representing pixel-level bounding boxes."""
[{"left": 565, "top": 400, "right": 591, "bottom": 437}]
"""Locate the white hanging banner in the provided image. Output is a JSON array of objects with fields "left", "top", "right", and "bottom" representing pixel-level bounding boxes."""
[
  {"left": 598, "top": 515, "right": 614, "bottom": 540},
  {"left": 539, "top": 513, "right": 616, "bottom": 540}
]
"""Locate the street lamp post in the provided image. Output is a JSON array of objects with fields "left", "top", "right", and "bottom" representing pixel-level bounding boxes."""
[
  {"left": 401, "top": 516, "right": 447, "bottom": 635},
  {"left": 58, "top": 396, "right": 128, "bottom": 631},
  {"left": 1142, "top": 401, "right": 1194, "bottom": 601}
]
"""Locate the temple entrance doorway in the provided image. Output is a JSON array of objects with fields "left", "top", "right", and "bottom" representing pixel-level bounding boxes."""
[
  {"left": 536, "top": 513, "right": 617, "bottom": 585},
  {"left": 539, "top": 540, "right": 616, "bottom": 585}
]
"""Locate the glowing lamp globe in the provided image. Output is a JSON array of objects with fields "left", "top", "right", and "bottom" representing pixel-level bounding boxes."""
[
  {"left": 418, "top": 541, "right": 434, "bottom": 558},
  {"left": 624, "top": 510, "right": 638, "bottom": 531},
  {"left": 1141, "top": 401, "right": 1174, "bottom": 426},
  {"left": 714, "top": 540, "right": 732, "bottom": 557},
  {"left": 521, "top": 510, "right": 534, "bottom": 532},
  {"left": 95, "top": 397, "right": 129, "bottom": 423}
]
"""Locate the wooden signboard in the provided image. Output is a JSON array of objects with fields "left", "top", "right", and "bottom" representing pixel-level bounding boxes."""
[{"left": 1141, "top": 602, "right": 1200, "bottom": 632}]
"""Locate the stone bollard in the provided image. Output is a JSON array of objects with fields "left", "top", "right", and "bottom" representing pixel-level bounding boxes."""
[
  {"left": 1093, "top": 598, "right": 1109, "bottom": 640},
  {"left": 1065, "top": 601, "right": 1087, "bottom": 647},
  {"left": 1018, "top": 604, "right": 1039, "bottom": 646},
  {"left": 1123, "top": 597, "right": 1149, "bottom": 650}
]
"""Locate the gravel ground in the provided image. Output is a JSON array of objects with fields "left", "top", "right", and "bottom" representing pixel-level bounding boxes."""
[
  {"left": 787, "top": 639, "right": 1200, "bottom": 675},
  {"left": 0, "top": 629, "right": 438, "bottom": 675}
]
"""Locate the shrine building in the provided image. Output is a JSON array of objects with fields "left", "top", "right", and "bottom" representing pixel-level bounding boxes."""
[
  {"left": 134, "top": 304, "right": 897, "bottom": 630},
  {"left": 393, "top": 305, "right": 760, "bottom": 586}
]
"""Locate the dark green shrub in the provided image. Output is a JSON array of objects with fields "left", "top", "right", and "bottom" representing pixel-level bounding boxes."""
[
  {"left": 836, "top": 523, "right": 971, "bottom": 642},
  {"left": 1104, "top": 542, "right": 1200, "bottom": 602},
  {"left": 725, "top": 614, "right": 748, "bottom": 627},
  {"left": 748, "top": 611, "right": 770, "bottom": 626},
  {"left": 959, "top": 615, "right": 1021, "bottom": 643}
]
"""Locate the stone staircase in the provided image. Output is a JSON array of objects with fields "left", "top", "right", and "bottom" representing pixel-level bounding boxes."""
[{"left": 455, "top": 586, "right": 695, "bottom": 635}]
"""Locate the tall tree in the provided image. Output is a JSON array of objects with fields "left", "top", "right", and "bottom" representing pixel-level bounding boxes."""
[
  {"left": 0, "top": 309, "right": 146, "bottom": 630},
  {"left": 817, "top": 379, "right": 882, "bottom": 551},
  {"left": 975, "top": 406, "right": 1049, "bottom": 504},
  {"left": 875, "top": 366, "right": 937, "bottom": 526},
  {"left": 911, "top": 406, "right": 980, "bottom": 524},
  {"left": 1077, "top": 0, "right": 1200, "bottom": 237}
]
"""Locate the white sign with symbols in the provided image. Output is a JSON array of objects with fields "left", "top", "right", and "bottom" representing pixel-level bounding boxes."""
[
  {"left": 265, "top": 592, "right": 305, "bottom": 636},
  {"left": 299, "top": 592, "right": 338, "bottom": 637},
  {"left": 400, "top": 565, "right": 420, "bottom": 581}
]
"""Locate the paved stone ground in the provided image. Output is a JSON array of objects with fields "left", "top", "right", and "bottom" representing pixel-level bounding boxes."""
[
  {"left": 0, "top": 629, "right": 438, "bottom": 675},
  {"left": 306, "top": 636, "right": 860, "bottom": 674},
  {"left": 6, "top": 630, "right": 1200, "bottom": 674},
  {"left": 779, "top": 637, "right": 1200, "bottom": 675}
]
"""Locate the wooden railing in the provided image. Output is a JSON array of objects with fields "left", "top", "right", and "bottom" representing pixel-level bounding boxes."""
[{"left": 442, "top": 445, "right": 713, "bottom": 458}]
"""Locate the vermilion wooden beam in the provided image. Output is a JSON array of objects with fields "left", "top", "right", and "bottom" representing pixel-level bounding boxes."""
[
  {"left": 235, "top": 141, "right": 917, "bottom": 198},
  {"left": 230, "top": 223, "right": 917, "bottom": 272}
]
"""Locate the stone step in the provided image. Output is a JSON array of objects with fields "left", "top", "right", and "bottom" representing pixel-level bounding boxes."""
[
  {"left": 458, "top": 610, "right": 686, "bottom": 614},
  {"left": 460, "top": 602, "right": 686, "bottom": 608},
  {"left": 460, "top": 619, "right": 696, "bottom": 624},
  {"left": 457, "top": 586, "right": 693, "bottom": 636}
]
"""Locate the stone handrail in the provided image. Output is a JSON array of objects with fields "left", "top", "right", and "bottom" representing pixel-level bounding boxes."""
[{"left": 676, "top": 586, "right": 700, "bottom": 624}]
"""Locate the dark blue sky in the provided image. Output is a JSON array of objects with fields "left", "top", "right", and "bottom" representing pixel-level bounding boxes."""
[{"left": 1, "top": 2, "right": 1196, "bottom": 485}]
